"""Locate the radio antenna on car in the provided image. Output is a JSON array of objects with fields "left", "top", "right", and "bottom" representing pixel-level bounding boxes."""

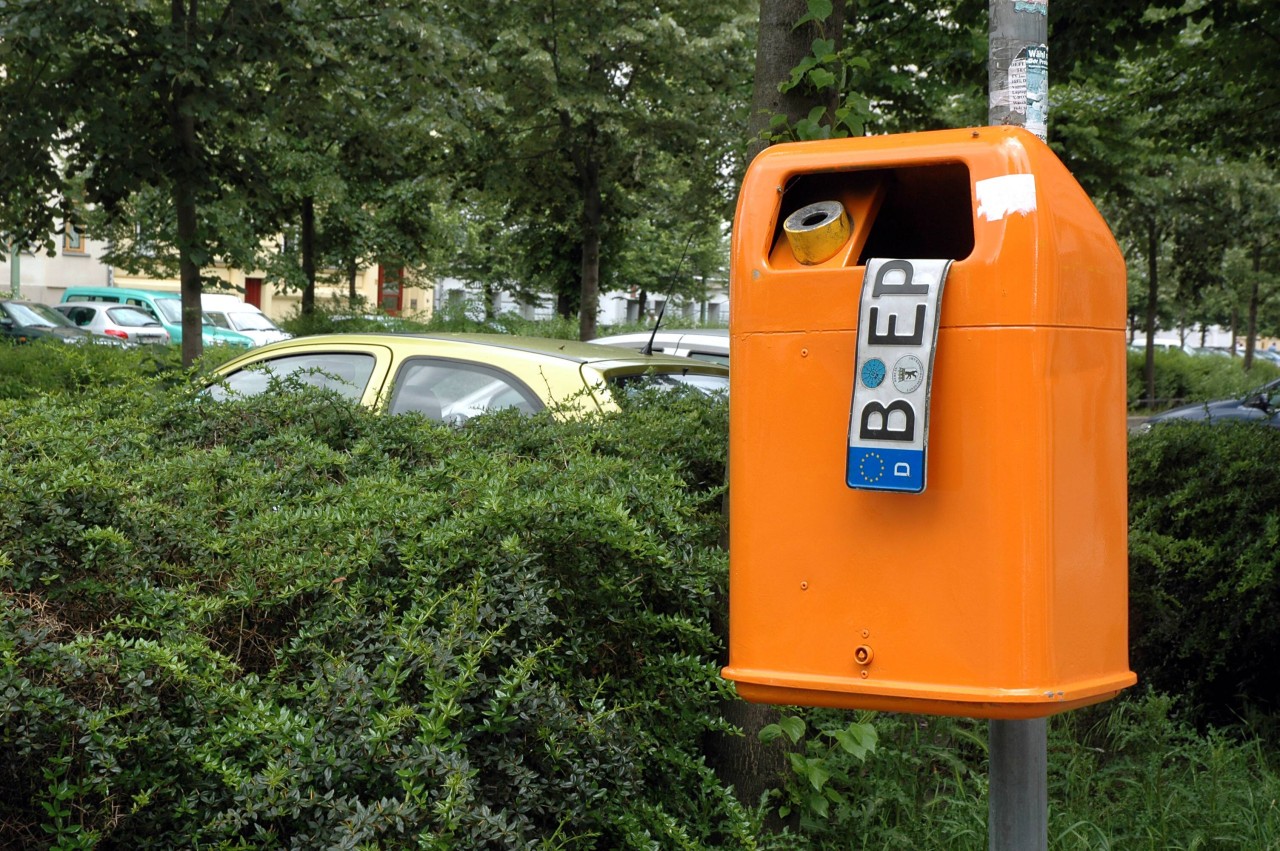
[{"left": 642, "top": 232, "right": 696, "bottom": 356}]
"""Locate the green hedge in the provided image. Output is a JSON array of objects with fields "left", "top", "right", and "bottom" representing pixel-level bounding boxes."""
[
  {"left": 0, "top": 338, "right": 248, "bottom": 403},
  {"left": 7, "top": 343, "right": 1280, "bottom": 849},
  {"left": 1128, "top": 421, "right": 1280, "bottom": 727},
  {"left": 0, "top": 379, "right": 755, "bottom": 848},
  {"left": 1127, "top": 348, "right": 1280, "bottom": 411}
]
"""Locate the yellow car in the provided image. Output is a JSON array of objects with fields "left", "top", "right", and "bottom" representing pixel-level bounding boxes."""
[{"left": 208, "top": 332, "right": 728, "bottom": 422}]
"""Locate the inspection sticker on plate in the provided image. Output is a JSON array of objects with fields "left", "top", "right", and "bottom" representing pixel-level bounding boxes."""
[{"left": 847, "top": 258, "right": 952, "bottom": 494}]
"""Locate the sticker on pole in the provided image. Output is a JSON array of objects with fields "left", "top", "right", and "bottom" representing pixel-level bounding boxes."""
[{"left": 847, "top": 258, "right": 952, "bottom": 494}]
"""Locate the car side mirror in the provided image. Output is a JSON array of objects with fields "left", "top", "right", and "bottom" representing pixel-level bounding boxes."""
[{"left": 1244, "top": 394, "right": 1270, "bottom": 411}]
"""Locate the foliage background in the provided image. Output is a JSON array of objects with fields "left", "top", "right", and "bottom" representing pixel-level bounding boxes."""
[
  {"left": 0, "top": 367, "right": 750, "bottom": 848},
  {"left": 3, "top": 345, "right": 1280, "bottom": 849}
]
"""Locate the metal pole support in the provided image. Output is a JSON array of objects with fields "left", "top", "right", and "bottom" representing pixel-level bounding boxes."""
[{"left": 989, "top": 718, "right": 1047, "bottom": 851}]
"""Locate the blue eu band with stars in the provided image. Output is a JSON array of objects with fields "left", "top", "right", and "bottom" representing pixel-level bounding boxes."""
[{"left": 846, "top": 447, "right": 924, "bottom": 493}]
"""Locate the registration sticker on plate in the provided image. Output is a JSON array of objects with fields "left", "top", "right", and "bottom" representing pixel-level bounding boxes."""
[{"left": 846, "top": 258, "right": 952, "bottom": 494}]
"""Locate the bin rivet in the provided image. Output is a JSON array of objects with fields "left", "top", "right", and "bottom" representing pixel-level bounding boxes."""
[
  {"left": 800, "top": 581, "right": 809, "bottom": 590},
  {"left": 860, "top": 670, "right": 869, "bottom": 679},
  {"left": 801, "top": 348, "right": 809, "bottom": 357},
  {"left": 861, "top": 629, "right": 870, "bottom": 638}
]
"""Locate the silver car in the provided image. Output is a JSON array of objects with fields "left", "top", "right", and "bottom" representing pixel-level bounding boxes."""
[
  {"left": 590, "top": 328, "right": 729, "bottom": 364},
  {"left": 55, "top": 301, "right": 171, "bottom": 345}
]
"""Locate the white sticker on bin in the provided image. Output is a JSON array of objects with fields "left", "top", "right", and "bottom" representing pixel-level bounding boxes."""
[{"left": 847, "top": 258, "right": 952, "bottom": 494}]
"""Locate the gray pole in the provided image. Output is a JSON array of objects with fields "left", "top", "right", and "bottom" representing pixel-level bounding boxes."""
[
  {"left": 989, "top": 716, "right": 1048, "bottom": 850},
  {"left": 8, "top": 249, "right": 18, "bottom": 298},
  {"left": 989, "top": 0, "right": 1049, "bottom": 141},
  {"left": 988, "top": 3, "right": 1049, "bottom": 848}
]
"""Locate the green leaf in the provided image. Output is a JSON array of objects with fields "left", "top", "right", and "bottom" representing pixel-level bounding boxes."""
[
  {"left": 759, "top": 723, "right": 784, "bottom": 744},
  {"left": 792, "top": 0, "right": 833, "bottom": 29},
  {"left": 832, "top": 721, "right": 878, "bottom": 760},
  {"left": 807, "top": 68, "right": 837, "bottom": 90},
  {"left": 779, "top": 714, "right": 806, "bottom": 743}
]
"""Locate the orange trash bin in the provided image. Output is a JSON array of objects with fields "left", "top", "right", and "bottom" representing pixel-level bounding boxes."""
[{"left": 722, "top": 127, "right": 1136, "bottom": 719}]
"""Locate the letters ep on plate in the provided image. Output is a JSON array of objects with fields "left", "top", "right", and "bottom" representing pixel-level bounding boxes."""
[{"left": 847, "top": 258, "right": 952, "bottom": 493}]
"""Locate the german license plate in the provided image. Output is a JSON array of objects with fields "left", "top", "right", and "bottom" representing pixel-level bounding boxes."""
[{"left": 847, "top": 258, "right": 952, "bottom": 494}]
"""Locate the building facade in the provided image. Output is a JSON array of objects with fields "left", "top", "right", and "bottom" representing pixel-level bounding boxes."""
[{"left": 3, "top": 228, "right": 431, "bottom": 321}]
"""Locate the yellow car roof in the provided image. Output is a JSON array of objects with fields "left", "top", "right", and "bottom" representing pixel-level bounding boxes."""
[{"left": 235, "top": 332, "right": 727, "bottom": 372}]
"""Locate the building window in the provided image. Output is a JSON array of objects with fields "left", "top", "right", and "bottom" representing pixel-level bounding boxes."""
[{"left": 64, "top": 222, "right": 86, "bottom": 255}]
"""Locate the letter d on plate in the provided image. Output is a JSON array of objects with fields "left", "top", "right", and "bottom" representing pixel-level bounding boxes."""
[{"left": 847, "top": 258, "right": 952, "bottom": 494}]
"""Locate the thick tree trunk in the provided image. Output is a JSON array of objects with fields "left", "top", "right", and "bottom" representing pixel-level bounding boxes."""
[
  {"left": 704, "top": 479, "right": 796, "bottom": 834},
  {"left": 301, "top": 196, "right": 317, "bottom": 315},
  {"left": 746, "top": 0, "right": 824, "bottom": 163}
]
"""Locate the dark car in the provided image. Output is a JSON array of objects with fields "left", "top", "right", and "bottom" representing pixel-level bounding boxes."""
[
  {"left": 1143, "top": 378, "right": 1280, "bottom": 428},
  {"left": 0, "top": 298, "right": 98, "bottom": 344}
]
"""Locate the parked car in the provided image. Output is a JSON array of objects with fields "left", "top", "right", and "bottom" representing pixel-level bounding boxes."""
[
  {"left": 200, "top": 294, "right": 291, "bottom": 345},
  {"left": 1142, "top": 378, "right": 1280, "bottom": 428},
  {"left": 55, "top": 301, "right": 171, "bottom": 345},
  {"left": 207, "top": 333, "right": 729, "bottom": 422},
  {"left": 60, "top": 286, "right": 254, "bottom": 348},
  {"left": 0, "top": 298, "right": 100, "bottom": 344},
  {"left": 1253, "top": 349, "right": 1280, "bottom": 366},
  {"left": 591, "top": 328, "right": 729, "bottom": 364}
]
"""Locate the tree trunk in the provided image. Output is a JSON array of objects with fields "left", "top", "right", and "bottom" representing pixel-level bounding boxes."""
[
  {"left": 175, "top": 181, "right": 203, "bottom": 368},
  {"left": 578, "top": 156, "right": 602, "bottom": 341},
  {"left": 347, "top": 258, "right": 358, "bottom": 306},
  {"left": 483, "top": 283, "right": 498, "bottom": 321},
  {"left": 1144, "top": 216, "right": 1159, "bottom": 406},
  {"left": 301, "top": 196, "right": 317, "bottom": 315},
  {"left": 746, "top": 0, "right": 824, "bottom": 163},
  {"left": 1244, "top": 240, "right": 1261, "bottom": 371},
  {"left": 703, "top": 477, "right": 796, "bottom": 834},
  {"left": 170, "top": 0, "right": 203, "bottom": 368}
]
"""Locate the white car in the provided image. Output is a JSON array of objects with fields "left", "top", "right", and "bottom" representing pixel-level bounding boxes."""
[
  {"left": 591, "top": 328, "right": 728, "bottom": 364},
  {"left": 201, "top": 294, "right": 292, "bottom": 345},
  {"left": 55, "top": 301, "right": 171, "bottom": 345}
]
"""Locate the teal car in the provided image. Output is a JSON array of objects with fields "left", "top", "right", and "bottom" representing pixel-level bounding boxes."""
[{"left": 60, "top": 286, "right": 254, "bottom": 348}]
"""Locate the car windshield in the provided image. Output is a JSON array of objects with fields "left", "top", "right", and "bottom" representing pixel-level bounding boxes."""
[
  {"left": 1244, "top": 379, "right": 1280, "bottom": 402},
  {"left": 153, "top": 298, "right": 183, "bottom": 323},
  {"left": 608, "top": 370, "right": 729, "bottom": 397},
  {"left": 229, "top": 311, "right": 280, "bottom": 331},
  {"left": 107, "top": 306, "right": 160, "bottom": 327},
  {"left": 3, "top": 302, "right": 75, "bottom": 328}
]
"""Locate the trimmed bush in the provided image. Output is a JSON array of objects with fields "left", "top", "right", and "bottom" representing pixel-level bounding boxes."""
[
  {"left": 0, "top": 379, "right": 756, "bottom": 848},
  {"left": 1128, "top": 421, "right": 1280, "bottom": 726},
  {"left": 1127, "top": 348, "right": 1280, "bottom": 411}
]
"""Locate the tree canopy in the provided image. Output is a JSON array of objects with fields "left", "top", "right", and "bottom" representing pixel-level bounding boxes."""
[{"left": 1, "top": 0, "right": 1276, "bottom": 353}]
